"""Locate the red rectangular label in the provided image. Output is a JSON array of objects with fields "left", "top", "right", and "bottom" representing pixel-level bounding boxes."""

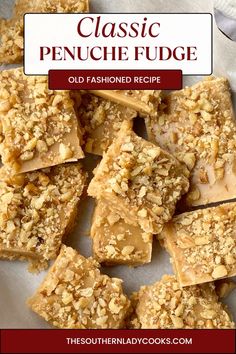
[
  {"left": 0, "top": 329, "right": 235, "bottom": 354},
  {"left": 48, "top": 70, "right": 182, "bottom": 90}
]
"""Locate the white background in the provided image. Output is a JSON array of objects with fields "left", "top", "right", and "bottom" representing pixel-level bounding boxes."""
[{"left": 24, "top": 13, "right": 212, "bottom": 75}]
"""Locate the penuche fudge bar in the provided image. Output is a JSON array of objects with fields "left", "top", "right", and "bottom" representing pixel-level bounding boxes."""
[
  {"left": 145, "top": 77, "right": 236, "bottom": 207},
  {"left": 0, "top": 164, "right": 86, "bottom": 271},
  {"left": 0, "top": 0, "right": 89, "bottom": 64},
  {"left": 28, "top": 245, "right": 130, "bottom": 328},
  {"left": 0, "top": 68, "right": 84, "bottom": 173},
  {"left": 129, "top": 275, "right": 235, "bottom": 329},
  {"left": 91, "top": 200, "right": 153, "bottom": 266},
  {"left": 89, "top": 90, "right": 161, "bottom": 116},
  {"left": 88, "top": 121, "right": 189, "bottom": 234},
  {"left": 160, "top": 202, "right": 236, "bottom": 287},
  {"left": 73, "top": 92, "right": 137, "bottom": 155}
]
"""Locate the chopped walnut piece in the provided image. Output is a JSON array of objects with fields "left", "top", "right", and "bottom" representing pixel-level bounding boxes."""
[
  {"left": 145, "top": 77, "right": 236, "bottom": 207},
  {"left": 0, "top": 68, "right": 84, "bottom": 173},
  {"left": 0, "top": 0, "right": 89, "bottom": 64},
  {"left": 128, "top": 275, "right": 235, "bottom": 329},
  {"left": 27, "top": 245, "right": 130, "bottom": 328},
  {"left": 89, "top": 90, "right": 161, "bottom": 116},
  {"left": 88, "top": 121, "right": 189, "bottom": 234},
  {"left": 160, "top": 202, "right": 236, "bottom": 286},
  {"left": 0, "top": 164, "right": 86, "bottom": 271},
  {"left": 72, "top": 92, "right": 137, "bottom": 155},
  {"left": 91, "top": 200, "right": 153, "bottom": 266},
  {"left": 199, "top": 168, "right": 209, "bottom": 184}
]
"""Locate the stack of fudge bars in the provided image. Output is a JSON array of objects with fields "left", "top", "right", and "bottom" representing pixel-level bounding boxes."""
[{"left": 0, "top": 0, "right": 235, "bottom": 330}]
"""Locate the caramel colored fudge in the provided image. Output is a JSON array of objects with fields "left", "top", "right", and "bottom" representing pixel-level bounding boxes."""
[
  {"left": 28, "top": 245, "right": 130, "bottom": 328},
  {"left": 0, "top": 164, "right": 86, "bottom": 271},
  {"left": 129, "top": 275, "right": 235, "bottom": 329},
  {"left": 0, "top": 68, "right": 84, "bottom": 173},
  {"left": 0, "top": 0, "right": 89, "bottom": 64},
  {"left": 74, "top": 92, "right": 137, "bottom": 155},
  {"left": 89, "top": 90, "right": 161, "bottom": 116},
  {"left": 145, "top": 77, "right": 236, "bottom": 207},
  {"left": 88, "top": 121, "right": 189, "bottom": 234},
  {"left": 160, "top": 203, "right": 236, "bottom": 287},
  {"left": 215, "top": 279, "right": 236, "bottom": 299},
  {"left": 91, "top": 200, "right": 153, "bottom": 266}
]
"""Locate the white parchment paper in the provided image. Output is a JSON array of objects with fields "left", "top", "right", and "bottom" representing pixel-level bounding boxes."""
[{"left": 0, "top": 0, "right": 235, "bottom": 328}]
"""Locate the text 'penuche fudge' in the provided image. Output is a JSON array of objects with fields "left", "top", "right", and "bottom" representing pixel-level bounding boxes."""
[
  {"left": 28, "top": 245, "right": 130, "bottom": 328},
  {"left": 91, "top": 200, "right": 153, "bottom": 266},
  {"left": 0, "top": 0, "right": 89, "bottom": 64},
  {"left": 145, "top": 77, "right": 236, "bottom": 207},
  {"left": 0, "top": 164, "right": 86, "bottom": 271},
  {"left": 160, "top": 202, "right": 236, "bottom": 287},
  {"left": 129, "top": 275, "right": 235, "bottom": 329},
  {"left": 88, "top": 121, "right": 189, "bottom": 234},
  {"left": 0, "top": 68, "right": 84, "bottom": 173}
]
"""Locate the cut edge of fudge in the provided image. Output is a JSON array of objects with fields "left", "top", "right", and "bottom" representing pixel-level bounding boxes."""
[
  {"left": 88, "top": 120, "right": 190, "bottom": 234},
  {"left": 0, "top": 163, "right": 87, "bottom": 272},
  {"left": 145, "top": 76, "right": 236, "bottom": 209},
  {"left": 215, "top": 279, "right": 236, "bottom": 299},
  {"left": 128, "top": 274, "right": 235, "bottom": 329},
  {"left": 159, "top": 202, "right": 236, "bottom": 287},
  {"left": 27, "top": 245, "right": 131, "bottom": 328},
  {"left": 0, "top": 68, "right": 84, "bottom": 174},
  {"left": 91, "top": 199, "right": 153, "bottom": 266},
  {"left": 89, "top": 90, "right": 161, "bottom": 116},
  {"left": 73, "top": 91, "right": 137, "bottom": 155}
]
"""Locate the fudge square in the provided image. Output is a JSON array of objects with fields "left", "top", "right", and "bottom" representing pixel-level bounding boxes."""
[
  {"left": 129, "top": 275, "right": 235, "bottom": 329},
  {"left": 0, "top": 68, "right": 84, "bottom": 173},
  {"left": 91, "top": 200, "right": 153, "bottom": 266},
  {"left": 28, "top": 245, "right": 130, "bottom": 328},
  {"left": 88, "top": 121, "right": 189, "bottom": 234},
  {"left": 74, "top": 92, "right": 137, "bottom": 155},
  {"left": 89, "top": 90, "right": 161, "bottom": 116},
  {"left": 0, "top": 163, "right": 86, "bottom": 271},
  {"left": 0, "top": 0, "right": 89, "bottom": 64},
  {"left": 160, "top": 202, "right": 236, "bottom": 287},
  {"left": 145, "top": 77, "right": 236, "bottom": 207}
]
